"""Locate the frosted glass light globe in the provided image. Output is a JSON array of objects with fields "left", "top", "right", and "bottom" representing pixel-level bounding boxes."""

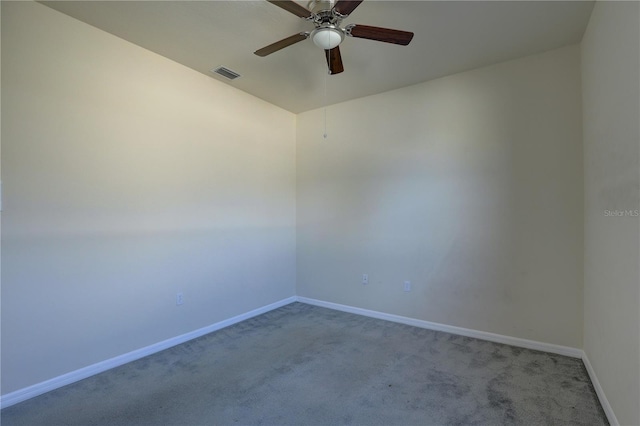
[{"left": 312, "top": 28, "right": 343, "bottom": 50}]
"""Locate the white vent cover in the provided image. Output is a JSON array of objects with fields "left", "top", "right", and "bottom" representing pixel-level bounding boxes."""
[{"left": 211, "top": 66, "right": 241, "bottom": 80}]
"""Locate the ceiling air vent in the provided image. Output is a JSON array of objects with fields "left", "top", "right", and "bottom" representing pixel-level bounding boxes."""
[{"left": 211, "top": 66, "right": 241, "bottom": 80}]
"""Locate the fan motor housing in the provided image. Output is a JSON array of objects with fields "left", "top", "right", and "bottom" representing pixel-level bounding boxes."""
[{"left": 307, "top": 0, "right": 334, "bottom": 14}]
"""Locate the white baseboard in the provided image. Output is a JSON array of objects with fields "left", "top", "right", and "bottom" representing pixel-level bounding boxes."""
[
  {"left": 296, "top": 296, "right": 584, "bottom": 358},
  {"left": 0, "top": 296, "right": 297, "bottom": 409},
  {"left": 582, "top": 352, "right": 619, "bottom": 426}
]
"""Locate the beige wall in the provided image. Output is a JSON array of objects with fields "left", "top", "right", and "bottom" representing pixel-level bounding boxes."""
[
  {"left": 581, "top": 2, "right": 640, "bottom": 425},
  {"left": 297, "top": 45, "right": 584, "bottom": 348},
  {"left": 1, "top": 2, "right": 296, "bottom": 394}
]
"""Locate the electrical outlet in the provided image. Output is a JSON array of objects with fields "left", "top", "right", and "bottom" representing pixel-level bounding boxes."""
[
  {"left": 362, "top": 274, "right": 369, "bottom": 285},
  {"left": 403, "top": 281, "right": 411, "bottom": 292},
  {"left": 176, "top": 292, "right": 184, "bottom": 305}
]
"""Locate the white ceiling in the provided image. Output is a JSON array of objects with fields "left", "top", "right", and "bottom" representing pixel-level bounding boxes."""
[{"left": 41, "top": 1, "right": 595, "bottom": 113}]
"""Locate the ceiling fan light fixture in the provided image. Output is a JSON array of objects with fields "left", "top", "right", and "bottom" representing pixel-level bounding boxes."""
[{"left": 311, "top": 27, "right": 344, "bottom": 50}]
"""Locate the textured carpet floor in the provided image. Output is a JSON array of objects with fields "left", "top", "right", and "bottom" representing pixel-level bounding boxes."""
[{"left": 1, "top": 302, "right": 607, "bottom": 425}]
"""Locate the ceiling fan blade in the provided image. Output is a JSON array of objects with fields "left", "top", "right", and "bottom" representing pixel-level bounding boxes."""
[
  {"left": 325, "top": 47, "right": 344, "bottom": 75},
  {"left": 267, "top": 0, "right": 314, "bottom": 19},
  {"left": 254, "top": 33, "right": 308, "bottom": 57},
  {"left": 347, "top": 24, "right": 414, "bottom": 46},
  {"left": 333, "top": 0, "right": 364, "bottom": 17}
]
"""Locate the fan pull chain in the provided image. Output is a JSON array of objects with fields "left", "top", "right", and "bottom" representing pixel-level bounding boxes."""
[
  {"left": 323, "top": 63, "right": 328, "bottom": 139},
  {"left": 323, "top": 111, "right": 327, "bottom": 139}
]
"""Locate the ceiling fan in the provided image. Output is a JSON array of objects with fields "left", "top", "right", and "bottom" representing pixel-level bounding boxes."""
[{"left": 254, "top": 0, "right": 414, "bottom": 75}]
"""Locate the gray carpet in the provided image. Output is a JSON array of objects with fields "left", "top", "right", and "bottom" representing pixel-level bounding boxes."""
[{"left": 1, "top": 302, "right": 607, "bottom": 425}]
